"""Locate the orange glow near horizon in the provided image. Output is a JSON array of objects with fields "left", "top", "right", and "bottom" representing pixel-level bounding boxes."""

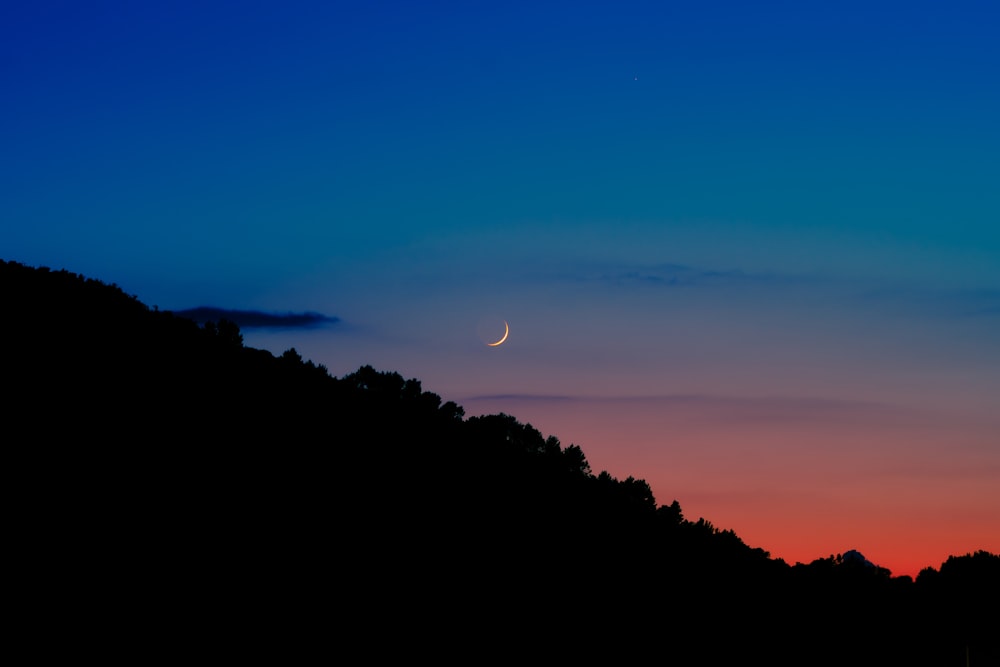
[{"left": 460, "top": 393, "right": 1000, "bottom": 580}]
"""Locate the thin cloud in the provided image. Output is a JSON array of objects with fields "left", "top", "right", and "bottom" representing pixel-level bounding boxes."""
[
  {"left": 855, "top": 285, "right": 1000, "bottom": 319},
  {"left": 576, "top": 261, "right": 1000, "bottom": 323},
  {"left": 956, "top": 289, "right": 1000, "bottom": 318},
  {"left": 459, "top": 392, "right": 929, "bottom": 426},
  {"left": 540, "top": 260, "right": 820, "bottom": 291},
  {"left": 173, "top": 306, "right": 339, "bottom": 330},
  {"left": 599, "top": 263, "right": 772, "bottom": 288}
]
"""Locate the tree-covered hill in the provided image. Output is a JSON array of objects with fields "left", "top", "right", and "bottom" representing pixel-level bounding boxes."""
[{"left": 3, "top": 259, "right": 997, "bottom": 664}]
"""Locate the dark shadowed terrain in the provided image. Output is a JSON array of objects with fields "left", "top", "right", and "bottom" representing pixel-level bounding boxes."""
[{"left": 3, "top": 259, "right": 997, "bottom": 665}]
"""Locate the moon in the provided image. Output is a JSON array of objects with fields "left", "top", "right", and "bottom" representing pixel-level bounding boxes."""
[{"left": 486, "top": 320, "right": 509, "bottom": 347}]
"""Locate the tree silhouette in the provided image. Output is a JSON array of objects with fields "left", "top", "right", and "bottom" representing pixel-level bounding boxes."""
[{"left": 3, "top": 257, "right": 998, "bottom": 665}]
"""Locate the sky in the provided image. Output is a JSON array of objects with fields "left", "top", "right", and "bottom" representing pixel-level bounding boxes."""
[{"left": 3, "top": 0, "right": 998, "bottom": 578}]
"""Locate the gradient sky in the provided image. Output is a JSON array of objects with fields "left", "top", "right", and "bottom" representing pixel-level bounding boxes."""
[{"left": 3, "top": 1, "right": 998, "bottom": 578}]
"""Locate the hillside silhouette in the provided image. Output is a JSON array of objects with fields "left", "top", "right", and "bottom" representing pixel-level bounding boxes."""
[{"left": 3, "top": 258, "right": 997, "bottom": 664}]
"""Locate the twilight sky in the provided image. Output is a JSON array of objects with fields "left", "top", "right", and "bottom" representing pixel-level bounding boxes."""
[{"left": 3, "top": 1, "right": 998, "bottom": 578}]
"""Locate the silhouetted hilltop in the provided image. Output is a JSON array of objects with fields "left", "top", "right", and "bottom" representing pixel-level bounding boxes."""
[{"left": 3, "top": 259, "right": 997, "bottom": 665}]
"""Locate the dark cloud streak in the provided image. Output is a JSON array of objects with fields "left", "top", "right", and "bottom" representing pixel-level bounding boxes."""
[{"left": 173, "top": 306, "right": 339, "bottom": 330}]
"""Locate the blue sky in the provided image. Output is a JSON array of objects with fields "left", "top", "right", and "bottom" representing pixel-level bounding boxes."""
[{"left": 3, "top": 0, "right": 998, "bottom": 576}]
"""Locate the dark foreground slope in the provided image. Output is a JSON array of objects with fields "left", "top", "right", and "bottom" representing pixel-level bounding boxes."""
[{"left": 3, "top": 259, "right": 997, "bottom": 665}]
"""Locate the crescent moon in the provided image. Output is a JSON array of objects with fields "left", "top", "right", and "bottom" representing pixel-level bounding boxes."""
[{"left": 487, "top": 320, "right": 509, "bottom": 346}]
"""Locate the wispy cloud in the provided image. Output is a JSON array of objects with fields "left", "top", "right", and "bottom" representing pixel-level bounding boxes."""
[
  {"left": 853, "top": 284, "right": 1000, "bottom": 319},
  {"left": 955, "top": 289, "right": 1000, "bottom": 318},
  {"left": 590, "top": 262, "right": 803, "bottom": 289},
  {"left": 569, "top": 260, "right": 1000, "bottom": 322},
  {"left": 173, "top": 306, "right": 339, "bottom": 330},
  {"left": 510, "top": 259, "right": 804, "bottom": 291},
  {"left": 459, "top": 392, "right": 926, "bottom": 426}
]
